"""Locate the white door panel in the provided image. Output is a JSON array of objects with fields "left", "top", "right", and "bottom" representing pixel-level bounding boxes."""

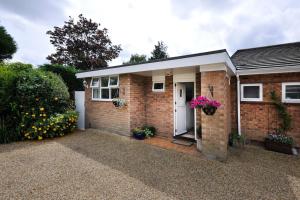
[{"left": 175, "top": 83, "right": 186, "bottom": 135}]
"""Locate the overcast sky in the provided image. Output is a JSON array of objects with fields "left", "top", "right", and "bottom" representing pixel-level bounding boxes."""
[{"left": 1, "top": 0, "right": 300, "bottom": 66}]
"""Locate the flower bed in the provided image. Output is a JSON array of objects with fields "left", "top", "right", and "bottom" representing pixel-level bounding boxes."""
[
  {"left": 190, "top": 96, "right": 221, "bottom": 115},
  {"left": 265, "top": 134, "right": 294, "bottom": 155}
]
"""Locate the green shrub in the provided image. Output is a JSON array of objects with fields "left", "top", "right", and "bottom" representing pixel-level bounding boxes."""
[
  {"left": 0, "top": 62, "right": 77, "bottom": 143},
  {"left": 229, "top": 130, "right": 246, "bottom": 147},
  {"left": 24, "top": 110, "right": 78, "bottom": 140},
  {"left": 0, "top": 126, "right": 22, "bottom": 144},
  {"left": 39, "top": 64, "right": 84, "bottom": 98}
]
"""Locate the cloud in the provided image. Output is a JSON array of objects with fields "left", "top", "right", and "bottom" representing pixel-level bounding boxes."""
[
  {"left": 0, "top": 0, "right": 300, "bottom": 66},
  {"left": 0, "top": 0, "right": 69, "bottom": 25}
]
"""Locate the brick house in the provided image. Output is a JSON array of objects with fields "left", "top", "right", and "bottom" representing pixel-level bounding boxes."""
[{"left": 76, "top": 42, "right": 300, "bottom": 160}]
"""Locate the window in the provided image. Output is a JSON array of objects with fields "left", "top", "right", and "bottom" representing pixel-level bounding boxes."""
[
  {"left": 282, "top": 82, "right": 300, "bottom": 103},
  {"left": 152, "top": 82, "right": 165, "bottom": 92},
  {"left": 91, "top": 78, "right": 100, "bottom": 100},
  {"left": 91, "top": 76, "right": 119, "bottom": 100},
  {"left": 241, "top": 83, "right": 263, "bottom": 102}
]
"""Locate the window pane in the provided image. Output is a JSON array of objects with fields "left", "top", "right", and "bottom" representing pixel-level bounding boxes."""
[
  {"left": 109, "top": 76, "right": 118, "bottom": 86},
  {"left": 154, "top": 83, "right": 164, "bottom": 90},
  {"left": 243, "top": 86, "right": 259, "bottom": 98},
  {"left": 101, "top": 88, "right": 109, "bottom": 99},
  {"left": 101, "top": 76, "right": 109, "bottom": 87},
  {"left": 91, "top": 78, "right": 99, "bottom": 87},
  {"left": 92, "top": 88, "right": 100, "bottom": 99},
  {"left": 111, "top": 88, "right": 119, "bottom": 98},
  {"left": 286, "top": 85, "right": 300, "bottom": 99}
]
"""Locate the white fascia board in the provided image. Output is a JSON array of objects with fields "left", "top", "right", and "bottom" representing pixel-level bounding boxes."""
[
  {"left": 76, "top": 52, "right": 233, "bottom": 78},
  {"left": 237, "top": 65, "right": 300, "bottom": 76}
]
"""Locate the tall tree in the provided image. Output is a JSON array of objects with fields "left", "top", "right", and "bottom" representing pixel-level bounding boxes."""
[
  {"left": 0, "top": 26, "right": 17, "bottom": 61},
  {"left": 123, "top": 54, "right": 147, "bottom": 64},
  {"left": 46, "top": 14, "right": 122, "bottom": 70},
  {"left": 149, "top": 41, "right": 168, "bottom": 61}
]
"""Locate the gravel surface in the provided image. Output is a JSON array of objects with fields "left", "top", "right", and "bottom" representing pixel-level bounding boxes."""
[{"left": 0, "top": 129, "right": 299, "bottom": 200}]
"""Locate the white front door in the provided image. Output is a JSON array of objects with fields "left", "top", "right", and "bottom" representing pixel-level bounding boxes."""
[{"left": 175, "top": 83, "right": 187, "bottom": 135}]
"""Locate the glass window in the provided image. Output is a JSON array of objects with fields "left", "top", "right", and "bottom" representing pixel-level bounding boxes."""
[
  {"left": 282, "top": 83, "right": 300, "bottom": 103},
  {"left": 243, "top": 86, "right": 260, "bottom": 98},
  {"left": 241, "top": 84, "right": 262, "bottom": 101},
  {"left": 109, "top": 76, "right": 119, "bottom": 86},
  {"left": 152, "top": 82, "right": 165, "bottom": 92},
  {"left": 91, "top": 75, "right": 120, "bottom": 100},
  {"left": 101, "top": 88, "right": 109, "bottom": 99},
  {"left": 101, "top": 76, "right": 109, "bottom": 87},
  {"left": 91, "top": 78, "right": 99, "bottom": 87},
  {"left": 92, "top": 88, "right": 100, "bottom": 99}
]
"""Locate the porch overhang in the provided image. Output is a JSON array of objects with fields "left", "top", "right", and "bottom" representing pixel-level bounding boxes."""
[{"left": 76, "top": 49, "right": 236, "bottom": 78}]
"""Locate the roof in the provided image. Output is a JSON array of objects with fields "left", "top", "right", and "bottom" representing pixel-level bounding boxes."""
[
  {"left": 76, "top": 49, "right": 236, "bottom": 78},
  {"left": 231, "top": 42, "right": 300, "bottom": 70}
]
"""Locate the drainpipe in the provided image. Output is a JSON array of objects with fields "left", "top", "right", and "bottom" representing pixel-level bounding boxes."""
[{"left": 237, "top": 75, "right": 241, "bottom": 136}]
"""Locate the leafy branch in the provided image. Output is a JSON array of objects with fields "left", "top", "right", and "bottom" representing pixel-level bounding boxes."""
[{"left": 270, "top": 91, "right": 292, "bottom": 133}]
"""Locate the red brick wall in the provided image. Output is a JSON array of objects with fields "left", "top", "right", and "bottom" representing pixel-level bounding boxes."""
[
  {"left": 144, "top": 76, "right": 174, "bottom": 138},
  {"left": 235, "top": 73, "right": 300, "bottom": 145},
  {"left": 85, "top": 74, "right": 174, "bottom": 138},
  {"left": 129, "top": 74, "right": 146, "bottom": 130},
  {"left": 201, "top": 71, "right": 231, "bottom": 160},
  {"left": 85, "top": 74, "right": 131, "bottom": 135}
]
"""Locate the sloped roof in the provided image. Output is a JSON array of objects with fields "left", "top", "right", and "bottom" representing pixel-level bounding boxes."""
[{"left": 231, "top": 42, "right": 300, "bottom": 70}]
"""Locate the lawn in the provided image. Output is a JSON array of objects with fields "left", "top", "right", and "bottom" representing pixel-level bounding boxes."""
[{"left": 0, "top": 129, "right": 299, "bottom": 200}]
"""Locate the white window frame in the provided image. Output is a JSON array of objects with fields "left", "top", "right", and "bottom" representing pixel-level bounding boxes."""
[
  {"left": 282, "top": 82, "right": 300, "bottom": 103},
  {"left": 241, "top": 83, "right": 263, "bottom": 102},
  {"left": 91, "top": 76, "right": 119, "bottom": 101},
  {"left": 152, "top": 81, "right": 165, "bottom": 92},
  {"left": 91, "top": 77, "right": 100, "bottom": 100}
]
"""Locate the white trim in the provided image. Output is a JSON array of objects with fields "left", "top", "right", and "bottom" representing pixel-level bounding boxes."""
[
  {"left": 152, "top": 82, "right": 165, "bottom": 92},
  {"left": 92, "top": 75, "right": 120, "bottom": 101},
  {"left": 237, "top": 76, "right": 241, "bottom": 136},
  {"left": 241, "top": 83, "right": 263, "bottom": 102},
  {"left": 282, "top": 82, "right": 300, "bottom": 103},
  {"left": 237, "top": 65, "right": 300, "bottom": 76},
  {"left": 76, "top": 52, "right": 235, "bottom": 78}
]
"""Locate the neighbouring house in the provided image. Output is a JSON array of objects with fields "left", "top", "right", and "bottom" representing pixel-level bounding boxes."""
[{"left": 76, "top": 42, "right": 300, "bottom": 160}]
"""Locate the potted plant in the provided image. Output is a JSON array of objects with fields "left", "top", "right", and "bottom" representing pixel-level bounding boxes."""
[
  {"left": 132, "top": 128, "right": 146, "bottom": 140},
  {"left": 265, "top": 133, "right": 295, "bottom": 155},
  {"left": 190, "top": 96, "right": 221, "bottom": 116},
  {"left": 142, "top": 125, "right": 156, "bottom": 137},
  {"left": 112, "top": 98, "right": 127, "bottom": 108}
]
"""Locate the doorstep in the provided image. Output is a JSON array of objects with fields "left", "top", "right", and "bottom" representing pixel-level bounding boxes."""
[{"left": 143, "top": 136, "right": 200, "bottom": 156}]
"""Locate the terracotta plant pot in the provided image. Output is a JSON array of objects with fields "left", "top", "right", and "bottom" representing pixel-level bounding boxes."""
[
  {"left": 202, "top": 106, "right": 217, "bottom": 115},
  {"left": 265, "top": 138, "right": 294, "bottom": 155}
]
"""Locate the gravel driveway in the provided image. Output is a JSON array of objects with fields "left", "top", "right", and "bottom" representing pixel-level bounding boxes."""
[{"left": 0, "top": 129, "right": 299, "bottom": 200}]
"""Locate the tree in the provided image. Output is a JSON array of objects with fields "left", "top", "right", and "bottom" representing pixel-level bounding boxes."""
[
  {"left": 39, "top": 64, "right": 84, "bottom": 99},
  {"left": 0, "top": 26, "right": 17, "bottom": 61},
  {"left": 123, "top": 54, "right": 147, "bottom": 64},
  {"left": 46, "top": 14, "right": 122, "bottom": 70},
  {"left": 149, "top": 41, "right": 168, "bottom": 61}
]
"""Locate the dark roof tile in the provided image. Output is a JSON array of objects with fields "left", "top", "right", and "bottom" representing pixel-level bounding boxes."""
[{"left": 231, "top": 42, "right": 300, "bottom": 70}]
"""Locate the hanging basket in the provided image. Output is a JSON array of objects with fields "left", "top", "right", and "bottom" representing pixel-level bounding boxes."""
[
  {"left": 112, "top": 98, "right": 127, "bottom": 108},
  {"left": 202, "top": 106, "right": 217, "bottom": 115}
]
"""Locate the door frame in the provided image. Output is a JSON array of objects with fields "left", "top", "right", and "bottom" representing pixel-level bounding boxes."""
[{"left": 173, "top": 72, "right": 196, "bottom": 139}]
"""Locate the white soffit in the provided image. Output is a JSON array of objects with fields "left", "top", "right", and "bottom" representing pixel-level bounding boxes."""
[{"left": 76, "top": 51, "right": 236, "bottom": 78}]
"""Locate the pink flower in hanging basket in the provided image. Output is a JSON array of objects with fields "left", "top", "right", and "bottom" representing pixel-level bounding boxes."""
[{"left": 190, "top": 96, "right": 221, "bottom": 109}]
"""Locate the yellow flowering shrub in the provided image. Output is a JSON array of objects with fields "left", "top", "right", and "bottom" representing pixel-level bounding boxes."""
[{"left": 23, "top": 110, "right": 78, "bottom": 140}]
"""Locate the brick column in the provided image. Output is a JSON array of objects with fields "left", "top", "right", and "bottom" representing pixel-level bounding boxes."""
[{"left": 201, "top": 71, "right": 231, "bottom": 161}]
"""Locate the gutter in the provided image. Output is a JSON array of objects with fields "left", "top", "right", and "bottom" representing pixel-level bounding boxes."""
[{"left": 237, "top": 75, "right": 241, "bottom": 136}]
